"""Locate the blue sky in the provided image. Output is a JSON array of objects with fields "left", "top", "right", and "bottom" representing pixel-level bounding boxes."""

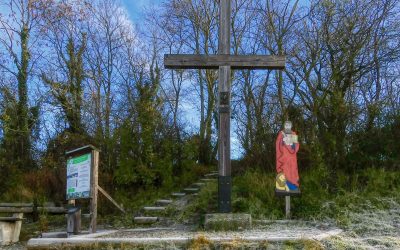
[{"left": 121, "top": 0, "right": 163, "bottom": 23}]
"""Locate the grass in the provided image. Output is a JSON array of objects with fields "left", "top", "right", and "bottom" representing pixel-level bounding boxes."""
[
  {"left": 11, "top": 165, "right": 400, "bottom": 249},
  {"left": 231, "top": 167, "right": 400, "bottom": 223},
  {"left": 175, "top": 166, "right": 400, "bottom": 233}
]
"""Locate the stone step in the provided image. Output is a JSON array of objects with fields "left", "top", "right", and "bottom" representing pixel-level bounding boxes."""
[
  {"left": 156, "top": 199, "right": 173, "bottom": 206},
  {"left": 204, "top": 173, "right": 218, "bottom": 177},
  {"left": 183, "top": 188, "right": 199, "bottom": 193},
  {"left": 192, "top": 182, "right": 206, "bottom": 187},
  {"left": 200, "top": 178, "right": 216, "bottom": 182},
  {"left": 143, "top": 207, "right": 166, "bottom": 212},
  {"left": 171, "top": 192, "right": 186, "bottom": 197},
  {"left": 133, "top": 217, "right": 159, "bottom": 224}
]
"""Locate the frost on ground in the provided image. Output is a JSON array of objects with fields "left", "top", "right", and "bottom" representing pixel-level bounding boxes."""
[
  {"left": 321, "top": 197, "right": 400, "bottom": 249},
  {"left": 3, "top": 198, "right": 400, "bottom": 249}
]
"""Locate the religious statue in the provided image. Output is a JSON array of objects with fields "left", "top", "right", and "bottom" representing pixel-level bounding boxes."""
[{"left": 275, "top": 121, "right": 300, "bottom": 196}]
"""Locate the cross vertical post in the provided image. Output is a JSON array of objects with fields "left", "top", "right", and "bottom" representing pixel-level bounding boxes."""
[{"left": 218, "top": 0, "right": 232, "bottom": 213}]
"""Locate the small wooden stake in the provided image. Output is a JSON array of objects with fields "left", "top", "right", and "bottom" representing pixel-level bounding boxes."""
[{"left": 285, "top": 196, "right": 291, "bottom": 219}]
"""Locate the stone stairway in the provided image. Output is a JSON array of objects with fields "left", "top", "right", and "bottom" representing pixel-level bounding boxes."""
[{"left": 133, "top": 170, "right": 217, "bottom": 225}]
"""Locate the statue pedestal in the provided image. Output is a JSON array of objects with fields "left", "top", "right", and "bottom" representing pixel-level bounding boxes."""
[{"left": 204, "top": 213, "right": 252, "bottom": 231}]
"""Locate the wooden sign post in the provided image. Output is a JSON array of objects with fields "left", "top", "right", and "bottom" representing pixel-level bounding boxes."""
[
  {"left": 165, "top": 0, "right": 286, "bottom": 212},
  {"left": 66, "top": 145, "right": 99, "bottom": 235}
]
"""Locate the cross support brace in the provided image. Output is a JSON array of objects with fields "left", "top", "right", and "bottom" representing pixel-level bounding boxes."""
[{"left": 164, "top": 54, "right": 286, "bottom": 70}]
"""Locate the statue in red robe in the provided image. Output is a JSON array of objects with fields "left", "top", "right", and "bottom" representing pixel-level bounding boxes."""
[{"left": 275, "top": 121, "right": 300, "bottom": 195}]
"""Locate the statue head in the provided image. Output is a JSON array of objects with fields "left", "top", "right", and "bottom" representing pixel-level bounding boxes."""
[
  {"left": 284, "top": 120, "right": 292, "bottom": 133},
  {"left": 276, "top": 172, "right": 288, "bottom": 191},
  {"left": 277, "top": 172, "right": 286, "bottom": 183}
]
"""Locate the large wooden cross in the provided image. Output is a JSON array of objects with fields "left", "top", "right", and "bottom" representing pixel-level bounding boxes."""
[{"left": 164, "top": 0, "right": 286, "bottom": 213}]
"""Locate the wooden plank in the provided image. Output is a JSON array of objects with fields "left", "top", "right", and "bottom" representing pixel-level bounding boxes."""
[
  {"left": 0, "top": 207, "right": 33, "bottom": 213},
  {"left": 164, "top": 54, "right": 286, "bottom": 70},
  {"left": 97, "top": 186, "right": 125, "bottom": 213},
  {"left": 38, "top": 207, "right": 66, "bottom": 214},
  {"left": 0, "top": 203, "right": 33, "bottom": 207},
  {"left": 0, "top": 217, "right": 23, "bottom": 222},
  {"left": 0, "top": 207, "right": 66, "bottom": 214},
  {"left": 65, "top": 145, "right": 98, "bottom": 156}
]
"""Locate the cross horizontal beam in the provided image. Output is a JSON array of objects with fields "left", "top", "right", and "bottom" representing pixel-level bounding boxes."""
[{"left": 164, "top": 54, "right": 286, "bottom": 70}]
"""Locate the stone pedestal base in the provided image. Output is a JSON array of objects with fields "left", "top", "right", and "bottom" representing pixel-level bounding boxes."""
[
  {"left": 204, "top": 213, "right": 252, "bottom": 231},
  {"left": 0, "top": 213, "right": 23, "bottom": 246}
]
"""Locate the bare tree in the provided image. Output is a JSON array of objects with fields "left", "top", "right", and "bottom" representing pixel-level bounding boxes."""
[
  {"left": 0, "top": 0, "right": 43, "bottom": 169},
  {"left": 86, "top": 0, "right": 132, "bottom": 170},
  {"left": 40, "top": 0, "right": 89, "bottom": 134}
]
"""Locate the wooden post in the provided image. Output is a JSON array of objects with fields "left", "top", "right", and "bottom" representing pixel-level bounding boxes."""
[
  {"left": 67, "top": 200, "right": 81, "bottom": 236},
  {"left": 217, "top": 0, "right": 232, "bottom": 213},
  {"left": 67, "top": 200, "right": 74, "bottom": 236},
  {"left": 285, "top": 196, "right": 291, "bottom": 219},
  {"left": 89, "top": 149, "right": 99, "bottom": 234}
]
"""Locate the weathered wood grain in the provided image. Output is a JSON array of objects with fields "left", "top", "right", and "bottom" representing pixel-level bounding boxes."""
[
  {"left": 164, "top": 54, "right": 286, "bottom": 70},
  {"left": 89, "top": 150, "right": 99, "bottom": 234},
  {"left": 0, "top": 203, "right": 33, "bottom": 207},
  {"left": 0, "top": 207, "right": 66, "bottom": 214}
]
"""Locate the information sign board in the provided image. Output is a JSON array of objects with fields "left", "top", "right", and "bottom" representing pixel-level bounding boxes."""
[{"left": 66, "top": 153, "right": 92, "bottom": 200}]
